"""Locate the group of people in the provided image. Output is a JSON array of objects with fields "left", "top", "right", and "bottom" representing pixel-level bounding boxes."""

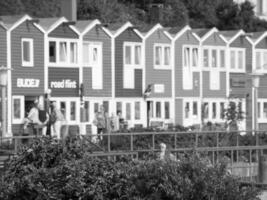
[
  {"left": 93, "top": 106, "right": 126, "bottom": 140},
  {"left": 23, "top": 100, "right": 65, "bottom": 139}
]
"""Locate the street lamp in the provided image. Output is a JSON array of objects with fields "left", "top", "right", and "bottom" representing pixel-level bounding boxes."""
[{"left": 0, "top": 66, "right": 8, "bottom": 138}]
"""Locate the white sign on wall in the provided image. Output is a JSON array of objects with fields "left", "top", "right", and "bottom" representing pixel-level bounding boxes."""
[
  {"left": 154, "top": 84, "right": 165, "bottom": 93},
  {"left": 50, "top": 79, "right": 77, "bottom": 89},
  {"left": 17, "top": 78, "right": 40, "bottom": 88}
]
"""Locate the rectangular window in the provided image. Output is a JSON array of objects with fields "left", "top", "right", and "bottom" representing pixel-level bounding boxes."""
[
  {"left": 193, "top": 101, "right": 198, "bottom": 116},
  {"left": 203, "top": 102, "right": 209, "bottom": 119},
  {"left": 212, "top": 102, "right": 216, "bottom": 119},
  {"left": 165, "top": 102, "right": 170, "bottom": 119},
  {"left": 60, "top": 102, "right": 66, "bottom": 118},
  {"left": 125, "top": 46, "right": 131, "bottom": 64},
  {"left": 258, "top": 102, "right": 261, "bottom": 118},
  {"left": 70, "top": 101, "right": 76, "bottom": 121},
  {"left": 94, "top": 103, "right": 99, "bottom": 113},
  {"left": 155, "top": 46, "right": 162, "bottom": 65},
  {"left": 22, "top": 38, "right": 33, "bottom": 66},
  {"left": 70, "top": 42, "right": 77, "bottom": 63},
  {"left": 185, "top": 102, "right": 190, "bottom": 118},
  {"left": 154, "top": 44, "right": 171, "bottom": 68},
  {"left": 126, "top": 103, "right": 131, "bottom": 120},
  {"left": 103, "top": 101, "right": 109, "bottom": 113},
  {"left": 156, "top": 102, "right": 161, "bottom": 118},
  {"left": 264, "top": 102, "right": 267, "bottom": 118},
  {"left": 13, "top": 99, "right": 21, "bottom": 119},
  {"left": 116, "top": 102, "right": 122, "bottom": 115},
  {"left": 264, "top": 52, "right": 267, "bottom": 68},
  {"left": 203, "top": 49, "right": 209, "bottom": 67},
  {"left": 256, "top": 52, "right": 261, "bottom": 69},
  {"left": 230, "top": 51, "right": 235, "bottom": 69},
  {"left": 220, "top": 50, "right": 225, "bottom": 68},
  {"left": 135, "top": 45, "right": 141, "bottom": 65},
  {"left": 238, "top": 51, "right": 243, "bottom": 69},
  {"left": 212, "top": 49, "right": 217, "bottom": 68},
  {"left": 84, "top": 101, "right": 90, "bottom": 122},
  {"left": 164, "top": 47, "right": 170, "bottom": 65},
  {"left": 135, "top": 102, "right": 140, "bottom": 120},
  {"left": 184, "top": 47, "right": 190, "bottom": 67},
  {"left": 49, "top": 41, "right": 56, "bottom": 63},
  {"left": 220, "top": 102, "right": 225, "bottom": 119},
  {"left": 83, "top": 43, "right": 90, "bottom": 64},
  {"left": 192, "top": 48, "right": 198, "bottom": 67},
  {"left": 59, "top": 42, "right": 67, "bottom": 62}
]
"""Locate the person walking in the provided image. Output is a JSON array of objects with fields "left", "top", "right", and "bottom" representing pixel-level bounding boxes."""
[
  {"left": 93, "top": 105, "right": 106, "bottom": 141},
  {"left": 50, "top": 101, "right": 65, "bottom": 139}
]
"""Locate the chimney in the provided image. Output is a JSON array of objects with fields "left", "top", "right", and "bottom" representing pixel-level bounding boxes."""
[
  {"left": 60, "top": 0, "right": 77, "bottom": 21},
  {"left": 149, "top": 3, "right": 163, "bottom": 24}
]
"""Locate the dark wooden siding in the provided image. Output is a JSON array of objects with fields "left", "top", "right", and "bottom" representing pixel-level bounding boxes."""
[
  {"left": 229, "top": 73, "right": 249, "bottom": 98},
  {"left": 230, "top": 36, "right": 252, "bottom": 73},
  {"left": 49, "top": 24, "right": 78, "bottom": 38},
  {"left": 259, "top": 75, "right": 267, "bottom": 98},
  {"left": 11, "top": 21, "right": 44, "bottom": 95},
  {"left": 175, "top": 99, "right": 183, "bottom": 125},
  {"left": 145, "top": 30, "right": 172, "bottom": 97},
  {"left": 175, "top": 30, "right": 200, "bottom": 97},
  {"left": 82, "top": 26, "right": 112, "bottom": 97},
  {"left": 203, "top": 33, "right": 226, "bottom": 46},
  {"left": 0, "top": 26, "right": 7, "bottom": 67},
  {"left": 115, "top": 29, "right": 143, "bottom": 97},
  {"left": 202, "top": 72, "right": 227, "bottom": 98},
  {"left": 256, "top": 37, "right": 267, "bottom": 49}
]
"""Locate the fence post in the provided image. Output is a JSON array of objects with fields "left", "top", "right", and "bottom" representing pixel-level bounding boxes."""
[
  {"left": 107, "top": 132, "right": 110, "bottom": 152},
  {"left": 130, "top": 132, "right": 133, "bottom": 152},
  {"left": 14, "top": 138, "right": 18, "bottom": 154},
  {"left": 152, "top": 133, "right": 155, "bottom": 151}
]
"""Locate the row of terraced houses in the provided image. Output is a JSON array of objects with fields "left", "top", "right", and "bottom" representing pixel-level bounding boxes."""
[{"left": 1, "top": 10, "right": 267, "bottom": 137}]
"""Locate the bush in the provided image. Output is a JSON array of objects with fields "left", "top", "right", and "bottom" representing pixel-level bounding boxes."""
[{"left": 0, "top": 136, "right": 261, "bottom": 200}]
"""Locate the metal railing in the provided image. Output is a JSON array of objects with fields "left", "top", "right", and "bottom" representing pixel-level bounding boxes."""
[{"left": 1, "top": 130, "right": 267, "bottom": 181}]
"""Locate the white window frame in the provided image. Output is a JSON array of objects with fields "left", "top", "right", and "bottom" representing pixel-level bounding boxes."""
[
  {"left": 48, "top": 38, "right": 79, "bottom": 67},
  {"left": 229, "top": 48, "right": 246, "bottom": 73},
  {"left": 257, "top": 99, "right": 267, "bottom": 123},
  {"left": 123, "top": 42, "right": 142, "bottom": 89},
  {"left": 254, "top": 49, "right": 267, "bottom": 73},
  {"left": 182, "top": 45, "right": 200, "bottom": 71},
  {"left": 154, "top": 43, "right": 171, "bottom": 70},
  {"left": 12, "top": 96, "right": 25, "bottom": 124},
  {"left": 183, "top": 99, "right": 201, "bottom": 126},
  {"left": 21, "top": 38, "right": 34, "bottom": 67},
  {"left": 50, "top": 98, "right": 80, "bottom": 124},
  {"left": 150, "top": 100, "right": 173, "bottom": 121},
  {"left": 123, "top": 42, "right": 142, "bottom": 68},
  {"left": 83, "top": 42, "right": 103, "bottom": 89},
  {"left": 202, "top": 46, "right": 226, "bottom": 71}
]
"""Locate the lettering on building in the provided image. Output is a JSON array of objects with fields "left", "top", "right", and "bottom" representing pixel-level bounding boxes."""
[
  {"left": 230, "top": 78, "right": 246, "bottom": 88},
  {"left": 50, "top": 79, "right": 77, "bottom": 89},
  {"left": 17, "top": 78, "right": 40, "bottom": 88}
]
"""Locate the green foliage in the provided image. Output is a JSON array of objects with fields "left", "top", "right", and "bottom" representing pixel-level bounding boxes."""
[{"left": 0, "top": 136, "right": 261, "bottom": 199}]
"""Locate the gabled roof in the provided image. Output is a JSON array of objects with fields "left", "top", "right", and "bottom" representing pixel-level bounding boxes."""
[
  {"left": 75, "top": 20, "right": 95, "bottom": 33},
  {"left": 0, "top": 14, "right": 25, "bottom": 29},
  {"left": 38, "top": 18, "right": 63, "bottom": 32},
  {"left": 248, "top": 31, "right": 267, "bottom": 45},
  {"left": 219, "top": 30, "right": 245, "bottom": 44},
  {"left": 38, "top": 17, "right": 79, "bottom": 35},
  {"left": 108, "top": 21, "right": 143, "bottom": 39},
  {"left": 167, "top": 25, "right": 200, "bottom": 41},
  {"left": 137, "top": 24, "right": 157, "bottom": 36},
  {"left": 191, "top": 28, "right": 211, "bottom": 38},
  {"left": 107, "top": 22, "right": 128, "bottom": 35}
]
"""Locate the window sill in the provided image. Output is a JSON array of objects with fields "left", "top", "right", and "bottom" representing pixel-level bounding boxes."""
[
  {"left": 154, "top": 65, "right": 171, "bottom": 70},
  {"left": 22, "top": 63, "right": 34, "bottom": 67}
]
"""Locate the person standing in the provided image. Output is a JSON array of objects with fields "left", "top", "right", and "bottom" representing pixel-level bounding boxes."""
[
  {"left": 37, "top": 103, "right": 49, "bottom": 136},
  {"left": 93, "top": 105, "right": 106, "bottom": 140},
  {"left": 50, "top": 101, "right": 65, "bottom": 139},
  {"left": 24, "top": 100, "right": 42, "bottom": 135}
]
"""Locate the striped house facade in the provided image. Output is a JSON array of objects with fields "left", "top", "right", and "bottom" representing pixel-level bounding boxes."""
[{"left": 2, "top": 14, "right": 267, "bottom": 136}]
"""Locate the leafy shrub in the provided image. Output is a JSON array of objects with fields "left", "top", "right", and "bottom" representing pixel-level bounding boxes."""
[{"left": 0, "top": 136, "right": 261, "bottom": 200}]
